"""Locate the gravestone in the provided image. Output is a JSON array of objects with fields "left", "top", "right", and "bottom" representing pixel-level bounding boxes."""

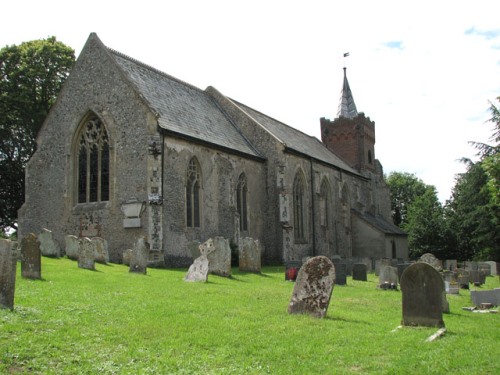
[
  {"left": 469, "top": 270, "right": 486, "bottom": 286},
  {"left": 478, "top": 263, "right": 491, "bottom": 276},
  {"left": 485, "top": 261, "right": 498, "bottom": 276},
  {"left": 288, "top": 256, "right": 336, "bottom": 318},
  {"left": 470, "top": 289, "right": 500, "bottom": 307},
  {"left": 206, "top": 237, "right": 231, "bottom": 277},
  {"left": 333, "top": 260, "right": 347, "bottom": 285},
  {"left": 122, "top": 249, "right": 133, "bottom": 266},
  {"left": 457, "top": 269, "right": 470, "bottom": 289},
  {"left": 418, "top": 253, "right": 442, "bottom": 271},
  {"left": 397, "top": 263, "right": 412, "bottom": 282},
  {"left": 444, "top": 259, "right": 457, "bottom": 272},
  {"left": 379, "top": 265, "right": 398, "bottom": 289},
  {"left": 0, "top": 239, "right": 17, "bottom": 310},
  {"left": 129, "top": 236, "right": 149, "bottom": 274},
  {"left": 184, "top": 255, "right": 210, "bottom": 282},
  {"left": 239, "top": 237, "right": 261, "bottom": 273},
  {"left": 65, "top": 235, "right": 79, "bottom": 260},
  {"left": 20, "top": 233, "right": 41, "bottom": 279},
  {"left": 375, "top": 258, "right": 391, "bottom": 276},
  {"left": 92, "top": 237, "right": 109, "bottom": 264},
  {"left": 401, "top": 262, "right": 445, "bottom": 328},
  {"left": 187, "top": 240, "right": 202, "bottom": 259},
  {"left": 352, "top": 263, "right": 367, "bottom": 281},
  {"left": 38, "top": 228, "right": 61, "bottom": 257},
  {"left": 77, "top": 238, "right": 95, "bottom": 270}
]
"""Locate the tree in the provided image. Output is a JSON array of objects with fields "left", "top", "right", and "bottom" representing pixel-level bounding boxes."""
[
  {"left": 386, "top": 172, "right": 427, "bottom": 227},
  {"left": 0, "top": 37, "right": 75, "bottom": 234},
  {"left": 404, "top": 185, "right": 449, "bottom": 259}
]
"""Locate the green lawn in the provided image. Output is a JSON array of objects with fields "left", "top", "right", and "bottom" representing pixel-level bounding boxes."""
[{"left": 1, "top": 257, "right": 499, "bottom": 374}]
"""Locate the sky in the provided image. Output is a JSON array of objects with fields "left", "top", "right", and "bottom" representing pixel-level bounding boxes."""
[{"left": 2, "top": 0, "right": 500, "bottom": 202}]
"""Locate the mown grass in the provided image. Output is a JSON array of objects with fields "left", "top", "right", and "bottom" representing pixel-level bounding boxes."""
[{"left": 1, "top": 257, "right": 499, "bottom": 374}]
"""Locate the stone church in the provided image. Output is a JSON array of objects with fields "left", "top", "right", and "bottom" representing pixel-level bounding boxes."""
[{"left": 18, "top": 33, "right": 407, "bottom": 266}]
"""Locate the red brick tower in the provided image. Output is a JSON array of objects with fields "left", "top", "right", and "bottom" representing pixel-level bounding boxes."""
[{"left": 320, "top": 68, "right": 376, "bottom": 173}]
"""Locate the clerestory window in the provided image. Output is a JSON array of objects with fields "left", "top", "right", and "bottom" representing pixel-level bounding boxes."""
[{"left": 77, "top": 115, "right": 109, "bottom": 204}]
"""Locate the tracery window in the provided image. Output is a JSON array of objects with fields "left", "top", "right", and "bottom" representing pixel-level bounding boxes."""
[
  {"left": 236, "top": 173, "right": 248, "bottom": 231},
  {"left": 293, "top": 171, "right": 307, "bottom": 241},
  {"left": 186, "top": 157, "right": 201, "bottom": 228},
  {"left": 77, "top": 115, "right": 109, "bottom": 204}
]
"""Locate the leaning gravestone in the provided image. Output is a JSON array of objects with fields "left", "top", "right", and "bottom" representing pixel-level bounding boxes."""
[
  {"left": 352, "top": 263, "right": 367, "bottom": 281},
  {"left": 38, "top": 228, "right": 61, "bottom": 257},
  {"left": 288, "top": 256, "right": 336, "bottom": 318},
  {"left": 239, "top": 237, "right": 261, "bottom": 273},
  {"left": 20, "top": 233, "right": 41, "bottom": 279},
  {"left": 401, "top": 262, "right": 445, "bottom": 328},
  {"left": 129, "top": 236, "right": 149, "bottom": 274},
  {"left": 207, "top": 237, "right": 231, "bottom": 277},
  {"left": 78, "top": 238, "right": 95, "bottom": 270},
  {"left": 65, "top": 235, "right": 79, "bottom": 260},
  {"left": 418, "top": 253, "right": 442, "bottom": 271},
  {"left": 184, "top": 255, "right": 210, "bottom": 282},
  {"left": 0, "top": 239, "right": 17, "bottom": 310},
  {"left": 92, "top": 237, "right": 109, "bottom": 264}
]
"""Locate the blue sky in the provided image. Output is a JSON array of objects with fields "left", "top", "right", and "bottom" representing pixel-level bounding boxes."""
[{"left": 2, "top": 0, "right": 500, "bottom": 202}]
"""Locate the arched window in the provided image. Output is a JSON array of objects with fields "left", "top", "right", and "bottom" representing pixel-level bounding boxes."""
[
  {"left": 186, "top": 157, "right": 201, "bottom": 228},
  {"left": 293, "top": 171, "right": 307, "bottom": 241},
  {"left": 77, "top": 115, "right": 109, "bottom": 204},
  {"left": 236, "top": 173, "right": 248, "bottom": 231},
  {"left": 320, "top": 179, "right": 330, "bottom": 228}
]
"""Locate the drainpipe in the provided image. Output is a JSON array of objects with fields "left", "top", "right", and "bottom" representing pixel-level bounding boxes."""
[{"left": 310, "top": 158, "right": 316, "bottom": 256}]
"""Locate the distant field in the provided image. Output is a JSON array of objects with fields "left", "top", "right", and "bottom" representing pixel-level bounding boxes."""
[{"left": 1, "top": 258, "right": 499, "bottom": 374}]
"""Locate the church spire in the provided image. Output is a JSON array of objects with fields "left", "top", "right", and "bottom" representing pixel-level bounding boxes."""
[{"left": 337, "top": 67, "right": 358, "bottom": 119}]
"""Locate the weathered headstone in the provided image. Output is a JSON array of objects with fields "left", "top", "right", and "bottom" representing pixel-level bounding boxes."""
[
  {"left": 401, "top": 262, "right": 445, "bottom": 328},
  {"left": 485, "top": 261, "right": 498, "bottom": 276},
  {"left": 187, "top": 240, "right": 202, "bottom": 259},
  {"left": 122, "top": 249, "right": 133, "bottom": 266},
  {"left": 206, "top": 237, "right": 231, "bottom": 277},
  {"left": 352, "top": 263, "right": 367, "bottom": 281},
  {"left": 444, "top": 259, "right": 457, "bottom": 272},
  {"left": 478, "top": 263, "right": 491, "bottom": 276},
  {"left": 129, "top": 236, "right": 149, "bottom": 274},
  {"left": 78, "top": 238, "right": 95, "bottom": 270},
  {"left": 375, "top": 258, "right": 391, "bottom": 276},
  {"left": 239, "top": 237, "right": 261, "bottom": 273},
  {"left": 418, "top": 253, "right": 442, "bottom": 271},
  {"left": 456, "top": 269, "right": 470, "bottom": 288},
  {"left": 470, "top": 289, "right": 500, "bottom": 307},
  {"left": 397, "top": 263, "right": 412, "bottom": 282},
  {"left": 469, "top": 270, "right": 486, "bottom": 286},
  {"left": 184, "top": 255, "right": 210, "bottom": 282},
  {"left": 379, "top": 265, "right": 398, "bottom": 289},
  {"left": 0, "top": 239, "right": 17, "bottom": 310},
  {"left": 38, "top": 228, "right": 61, "bottom": 257},
  {"left": 65, "top": 235, "right": 79, "bottom": 260},
  {"left": 288, "top": 256, "right": 336, "bottom": 318},
  {"left": 334, "top": 262, "right": 347, "bottom": 286},
  {"left": 92, "top": 237, "right": 109, "bottom": 264},
  {"left": 20, "top": 233, "right": 41, "bottom": 279}
]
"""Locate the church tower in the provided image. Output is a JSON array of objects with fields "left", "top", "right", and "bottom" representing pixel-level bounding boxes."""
[{"left": 320, "top": 68, "right": 376, "bottom": 173}]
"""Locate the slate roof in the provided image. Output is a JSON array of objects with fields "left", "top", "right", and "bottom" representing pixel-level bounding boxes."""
[
  {"left": 353, "top": 210, "right": 407, "bottom": 236},
  {"left": 108, "top": 50, "right": 262, "bottom": 159},
  {"left": 337, "top": 67, "right": 358, "bottom": 119},
  {"left": 234, "top": 101, "right": 361, "bottom": 175}
]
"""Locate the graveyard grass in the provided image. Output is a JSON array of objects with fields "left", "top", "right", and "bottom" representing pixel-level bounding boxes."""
[{"left": 1, "top": 258, "right": 499, "bottom": 374}]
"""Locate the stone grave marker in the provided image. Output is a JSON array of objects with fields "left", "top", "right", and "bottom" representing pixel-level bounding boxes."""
[
  {"left": 352, "top": 263, "right": 367, "bottom": 281},
  {"left": 239, "top": 237, "right": 261, "bottom": 273},
  {"left": 400, "top": 262, "right": 445, "bottom": 328},
  {"left": 187, "top": 240, "right": 202, "bottom": 259},
  {"left": 78, "top": 238, "right": 95, "bottom": 270},
  {"left": 92, "top": 237, "right": 109, "bottom": 264},
  {"left": 288, "top": 256, "right": 336, "bottom": 318},
  {"left": 20, "top": 233, "right": 41, "bottom": 280},
  {"left": 65, "top": 235, "right": 79, "bottom": 260},
  {"left": 397, "top": 263, "right": 412, "bottom": 282},
  {"left": 184, "top": 255, "right": 210, "bottom": 282},
  {"left": 478, "top": 263, "right": 491, "bottom": 276},
  {"left": 469, "top": 270, "right": 486, "bottom": 286},
  {"left": 122, "top": 249, "right": 133, "bottom": 266},
  {"left": 375, "top": 258, "right": 391, "bottom": 276},
  {"left": 456, "top": 269, "right": 470, "bottom": 289},
  {"left": 418, "top": 253, "right": 442, "bottom": 271},
  {"left": 334, "top": 262, "right": 347, "bottom": 286},
  {"left": 485, "top": 261, "right": 498, "bottom": 276},
  {"left": 379, "top": 265, "right": 398, "bottom": 290},
  {"left": 207, "top": 237, "right": 231, "bottom": 277},
  {"left": 38, "top": 228, "right": 61, "bottom": 257},
  {"left": 129, "top": 236, "right": 149, "bottom": 274},
  {"left": 470, "top": 289, "right": 500, "bottom": 307},
  {"left": 444, "top": 259, "right": 457, "bottom": 272},
  {"left": 0, "top": 239, "right": 17, "bottom": 310}
]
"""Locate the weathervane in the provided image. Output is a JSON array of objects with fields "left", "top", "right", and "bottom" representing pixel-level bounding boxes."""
[{"left": 343, "top": 52, "right": 350, "bottom": 68}]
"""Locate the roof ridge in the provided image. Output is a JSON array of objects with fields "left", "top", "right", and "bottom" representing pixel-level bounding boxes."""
[{"left": 106, "top": 47, "right": 205, "bottom": 94}]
